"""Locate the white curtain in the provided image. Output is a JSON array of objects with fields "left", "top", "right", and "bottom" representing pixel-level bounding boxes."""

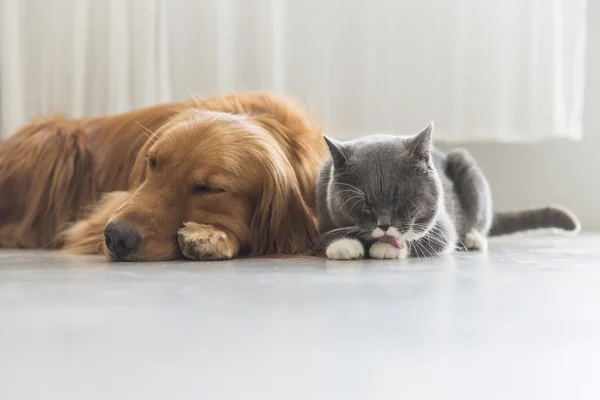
[{"left": 0, "top": 0, "right": 587, "bottom": 142}]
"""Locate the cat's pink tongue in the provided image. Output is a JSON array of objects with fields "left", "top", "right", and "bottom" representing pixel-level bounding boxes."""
[{"left": 378, "top": 235, "right": 404, "bottom": 249}]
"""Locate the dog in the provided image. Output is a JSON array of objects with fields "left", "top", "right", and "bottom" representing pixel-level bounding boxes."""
[{"left": 0, "top": 93, "right": 327, "bottom": 261}]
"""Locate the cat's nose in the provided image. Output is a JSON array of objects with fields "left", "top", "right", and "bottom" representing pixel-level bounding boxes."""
[{"left": 377, "top": 224, "right": 390, "bottom": 232}]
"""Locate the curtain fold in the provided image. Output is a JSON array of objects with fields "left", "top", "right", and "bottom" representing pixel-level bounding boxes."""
[{"left": 0, "top": 0, "right": 587, "bottom": 142}]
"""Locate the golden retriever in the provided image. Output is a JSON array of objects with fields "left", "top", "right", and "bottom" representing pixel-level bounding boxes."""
[{"left": 0, "top": 93, "right": 327, "bottom": 261}]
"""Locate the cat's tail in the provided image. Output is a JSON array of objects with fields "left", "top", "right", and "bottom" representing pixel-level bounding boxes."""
[{"left": 488, "top": 205, "right": 581, "bottom": 237}]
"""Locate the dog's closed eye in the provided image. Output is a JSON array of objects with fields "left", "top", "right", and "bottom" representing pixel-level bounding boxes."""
[
  {"left": 148, "top": 156, "right": 157, "bottom": 169},
  {"left": 192, "top": 184, "right": 226, "bottom": 194}
]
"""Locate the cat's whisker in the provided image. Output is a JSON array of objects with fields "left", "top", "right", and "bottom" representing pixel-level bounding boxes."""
[
  {"left": 416, "top": 240, "right": 430, "bottom": 258},
  {"left": 330, "top": 189, "right": 364, "bottom": 198},
  {"left": 318, "top": 229, "right": 342, "bottom": 242},
  {"left": 407, "top": 241, "right": 416, "bottom": 258},
  {"left": 409, "top": 240, "right": 425, "bottom": 258},
  {"left": 333, "top": 182, "right": 366, "bottom": 196},
  {"left": 424, "top": 228, "right": 450, "bottom": 250},
  {"left": 408, "top": 199, "right": 423, "bottom": 217},
  {"left": 454, "top": 236, "right": 468, "bottom": 251},
  {"left": 318, "top": 227, "right": 361, "bottom": 245},
  {"left": 352, "top": 229, "right": 369, "bottom": 241},
  {"left": 408, "top": 240, "right": 418, "bottom": 255},
  {"left": 428, "top": 225, "right": 446, "bottom": 238},
  {"left": 424, "top": 236, "right": 447, "bottom": 251},
  {"left": 411, "top": 223, "right": 431, "bottom": 229},
  {"left": 426, "top": 233, "right": 447, "bottom": 246},
  {"left": 411, "top": 221, "right": 430, "bottom": 226},
  {"left": 339, "top": 195, "right": 365, "bottom": 210},
  {"left": 421, "top": 241, "right": 435, "bottom": 258},
  {"left": 348, "top": 199, "right": 363, "bottom": 214},
  {"left": 419, "top": 237, "right": 437, "bottom": 258},
  {"left": 428, "top": 224, "right": 465, "bottom": 250},
  {"left": 429, "top": 225, "right": 460, "bottom": 250},
  {"left": 415, "top": 242, "right": 427, "bottom": 259},
  {"left": 318, "top": 228, "right": 352, "bottom": 241}
]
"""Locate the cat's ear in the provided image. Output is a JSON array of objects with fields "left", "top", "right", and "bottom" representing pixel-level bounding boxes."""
[
  {"left": 323, "top": 135, "right": 348, "bottom": 168},
  {"left": 408, "top": 122, "right": 434, "bottom": 162}
]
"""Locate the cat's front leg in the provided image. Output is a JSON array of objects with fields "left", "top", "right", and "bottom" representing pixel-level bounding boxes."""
[
  {"left": 320, "top": 228, "right": 365, "bottom": 260},
  {"left": 462, "top": 230, "right": 488, "bottom": 251},
  {"left": 369, "top": 241, "right": 408, "bottom": 259},
  {"left": 326, "top": 239, "right": 365, "bottom": 260}
]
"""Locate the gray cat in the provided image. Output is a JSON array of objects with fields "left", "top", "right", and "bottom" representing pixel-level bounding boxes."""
[{"left": 317, "top": 123, "right": 580, "bottom": 260}]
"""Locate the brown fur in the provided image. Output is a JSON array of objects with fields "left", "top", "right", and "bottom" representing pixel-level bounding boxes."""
[{"left": 0, "top": 93, "right": 327, "bottom": 260}]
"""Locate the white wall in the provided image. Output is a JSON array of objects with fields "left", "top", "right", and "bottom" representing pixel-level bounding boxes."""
[
  {"left": 1, "top": 1, "right": 596, "bottom": 229},
  {"left": 440, "top": 1, "right": 599, "bottom": 230}
]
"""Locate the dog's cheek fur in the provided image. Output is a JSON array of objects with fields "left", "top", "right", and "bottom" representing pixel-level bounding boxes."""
[{"left": 60, "top": 191, "right": 129, "bottom": 255}]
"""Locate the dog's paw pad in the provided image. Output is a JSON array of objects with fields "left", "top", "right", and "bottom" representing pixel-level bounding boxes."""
[
  {"left": 326, "top": 239, "right": 364, "bottom": 260},
  {"left": 369, "top": 241, "right": 408, "bottom": 259}
]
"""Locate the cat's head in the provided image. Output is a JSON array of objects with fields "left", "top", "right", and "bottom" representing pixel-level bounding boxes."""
[{"left": 323, "top": 123, "right": 443, "bottom": 243}]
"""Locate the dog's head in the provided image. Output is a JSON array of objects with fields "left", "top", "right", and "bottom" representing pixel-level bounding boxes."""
[{"left": 103, "top": 110, "right": 317, "bottom": 261}]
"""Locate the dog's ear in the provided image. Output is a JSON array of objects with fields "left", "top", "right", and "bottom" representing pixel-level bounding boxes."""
[{"left": 249, "top": 144, "right": 317, "bottom": 256}]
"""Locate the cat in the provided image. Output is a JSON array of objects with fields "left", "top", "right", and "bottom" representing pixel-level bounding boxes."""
[{"left": 317, "top": 123, "right": 580, "bottom": 260}]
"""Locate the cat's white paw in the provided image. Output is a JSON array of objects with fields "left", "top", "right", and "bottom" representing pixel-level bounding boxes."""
[
  {"left": 464, "top": 230, "right": 487, "bottom": 251},
  {"left": 326, "top": 239, "right": 364, "bottom": 260},
  {"left": 369, "top": 241, "right": 408, "bottom": 259}
]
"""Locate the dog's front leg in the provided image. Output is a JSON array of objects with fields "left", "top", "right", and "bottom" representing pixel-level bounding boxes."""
[{"left": 177, "top": 222, "right": 240, "bottom": 261}]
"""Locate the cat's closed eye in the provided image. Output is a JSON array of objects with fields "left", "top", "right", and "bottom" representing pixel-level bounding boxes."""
[{"left": 361, "top": 203, "right": 374, "bottom": 215}]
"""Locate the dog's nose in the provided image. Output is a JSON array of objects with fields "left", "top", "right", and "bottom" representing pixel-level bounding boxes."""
[
  {"left": 377, "top": 224, "right": 391, "bottom": 232},
  {"left": 104, "top": 221, "right": 141, "bottom": 260}
]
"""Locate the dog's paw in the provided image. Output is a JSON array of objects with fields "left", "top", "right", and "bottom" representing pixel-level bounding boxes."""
[
  {"left": 463, "top": 230, "right": 487, "bottom": 251},
  {"left": 177, "top": 223, "right": 237, "bottom": 261},
  {"left": 369, "top": 241, "right": 408, "bottom": 259},
  {"left": 326, "top": 239, "right": 364, "bottom": 260}
]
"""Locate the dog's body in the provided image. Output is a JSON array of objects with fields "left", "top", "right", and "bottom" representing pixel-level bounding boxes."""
[{"left": 0, "top": 93, "right": 327, "bottom": 260}]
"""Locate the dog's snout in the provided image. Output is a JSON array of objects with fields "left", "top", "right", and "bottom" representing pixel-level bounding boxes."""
[{"left": 104, "top": 220, "right": 141, "bottom": 260}]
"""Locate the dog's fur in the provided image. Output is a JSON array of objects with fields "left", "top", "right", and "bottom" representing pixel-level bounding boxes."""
[{"left": 0, "top": 93, "right": 327, "bottom": 261}]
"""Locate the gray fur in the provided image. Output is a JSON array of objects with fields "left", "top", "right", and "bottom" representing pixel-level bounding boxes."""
[
  {"left": 317, "top": 124, "right": 580, "bottom": 258},
  {"left": 489, "top": 206, "right": 580, "bottom": 236}
]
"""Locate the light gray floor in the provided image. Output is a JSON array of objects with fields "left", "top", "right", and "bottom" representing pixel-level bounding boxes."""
[{"left": 1, "top": 235, "right": 599, "bottom": 400}]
